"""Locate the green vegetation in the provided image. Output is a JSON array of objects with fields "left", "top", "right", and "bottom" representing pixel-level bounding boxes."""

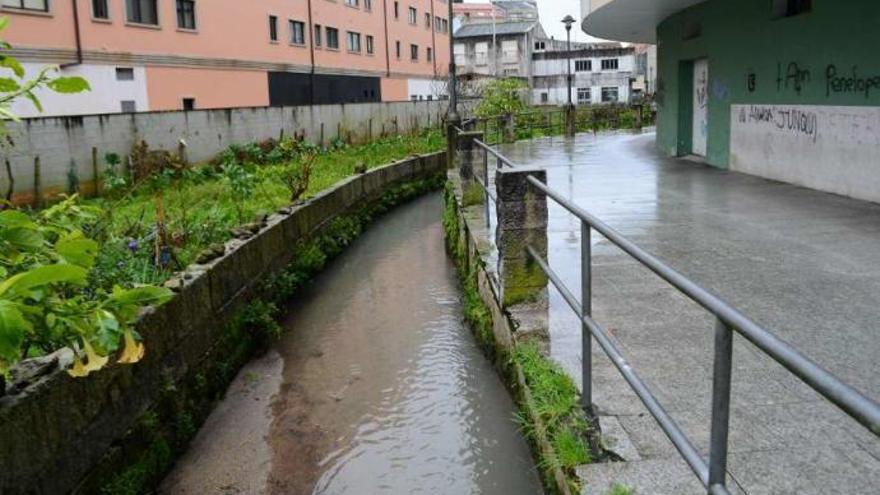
[
  {"left": 89, "top": 130, "right": 444, "bottom": 289},
  {"left": 475, "top": 78, "right": 530, "bottom": 119},
  {"left": 443, "top": 181, "right": 594, "bottom": 495},
  {"left": 607, "top": 483, "right": 635, "bottom": 495},
  {"left": 477, "top": 104, "right": 651, "bottom": 144}
]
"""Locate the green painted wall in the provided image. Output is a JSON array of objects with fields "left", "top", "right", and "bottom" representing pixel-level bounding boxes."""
[{"left": 655, "top": 0, "right": 880, "bottom": 167}]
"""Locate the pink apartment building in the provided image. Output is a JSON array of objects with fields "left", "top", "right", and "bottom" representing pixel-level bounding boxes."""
[{"left": 1, "top": 0, "right": 451, "bottom": 116}]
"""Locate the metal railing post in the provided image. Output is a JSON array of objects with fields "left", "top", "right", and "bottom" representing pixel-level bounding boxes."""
[
  {"left": 483, "top": 148, "right": 490, "bottom": 228},
  {"left": 581, "top": 221, "right": 593, "bottom": 415},
  {"left": 708, "top": 317, "right": 733, "bottom": 493}
]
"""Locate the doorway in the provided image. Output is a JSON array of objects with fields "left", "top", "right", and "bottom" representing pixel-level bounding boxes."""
[{"left": 691, "top": 58, "right": 709, "bottom": 157}]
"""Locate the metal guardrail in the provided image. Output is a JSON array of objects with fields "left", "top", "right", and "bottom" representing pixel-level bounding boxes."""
[{"left": 466, "top": 136, "right": 880, "bottom": 495}]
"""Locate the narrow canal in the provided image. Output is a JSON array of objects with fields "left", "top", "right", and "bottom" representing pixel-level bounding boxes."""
[{"left": 160, "top": 193, "right": 542, "bottom": 495}]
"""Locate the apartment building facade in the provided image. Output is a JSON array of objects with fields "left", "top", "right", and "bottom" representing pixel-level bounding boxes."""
[
  {"left": 453, "top": 21, "right": 545, "bottom": 81},
  {"left": 532, "top": 43, "right": 635, "bottom": 106},
  {"left": 2, "top": 0, "right": 451, "bottom": 117}
]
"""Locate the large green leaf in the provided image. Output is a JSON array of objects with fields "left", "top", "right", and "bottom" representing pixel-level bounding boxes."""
[
  {"left": 56, "top": 235, "right": 98, "bottom": 269},
  {"left": 0, "top": 264, "right": 87, "bottom": 297},
  {"left": 46, "top": 77, "right": 90, "bottom": 94},
  {"left": 0, "top": 54, "right": 24, "bottom": 78},
  {"left": 107, "top": 286, "right": 173, "bottom": 318},
  {"left": 0, "top": 300, "right": 30, "bottom": 364},
  {"left": 1, "top": 226, "right": 44, "bottom": 251},
  {"left": 0, "top": 77, "right": 20, "bottom": 93},
  {"left": 0, "top": 210, "right": 36, "bottom": 229}
]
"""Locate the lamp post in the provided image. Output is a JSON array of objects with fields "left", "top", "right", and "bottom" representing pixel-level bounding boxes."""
[
  {"left": 445, "top": 0, "right": 460, "bottom": 169},
  {"left": 562, "top": 14, "right": 576, "bottom": 137}
]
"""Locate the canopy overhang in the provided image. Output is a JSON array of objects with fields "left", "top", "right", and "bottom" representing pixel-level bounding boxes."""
[{"left": 581, "top": 0, "right": 706, "bottom": 43}]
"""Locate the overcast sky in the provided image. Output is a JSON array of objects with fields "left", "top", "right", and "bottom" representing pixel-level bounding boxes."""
[{"left": 463, "top": 0, "right": 599, "bottom": 42}]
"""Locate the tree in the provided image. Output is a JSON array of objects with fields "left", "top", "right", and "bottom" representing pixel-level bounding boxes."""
[{"left": 474, "top": 78, "right": 528, "bottom": 118}]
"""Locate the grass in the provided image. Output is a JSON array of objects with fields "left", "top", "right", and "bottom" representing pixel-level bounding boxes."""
[
  {"left": 607, "top": 483, "right": 635, "bottom": 495},
  {"left": 84, "top": 130, "right": 445, "bottom": 289}
]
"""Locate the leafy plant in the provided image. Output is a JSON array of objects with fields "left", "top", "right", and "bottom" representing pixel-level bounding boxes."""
[
  {"left": 219, "top": 162, "right": 256, "bottom": 223},
  {"left": 475, "top": 78, "right": 528, "bottom": 118},
  {"left": 0, "top": 205, "right": 172, "bottom": 377},
  {"left": 274, "top": 152, "right": 314, "bottom": 202},
  {"left": 0, "top": 17, "right": 90, "bottom": 136}
]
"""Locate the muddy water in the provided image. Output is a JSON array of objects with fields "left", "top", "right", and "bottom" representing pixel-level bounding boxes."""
[{"left": 160, "top": 193, "right": 542, "bottom": 495}]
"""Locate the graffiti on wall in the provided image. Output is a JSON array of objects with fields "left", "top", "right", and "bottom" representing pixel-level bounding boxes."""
[
  {"left": 737, "top": 104, "right": 819, "bottom": 142},
  {"left": 754, "top": 61, "right": 880, "bottom": 99}
]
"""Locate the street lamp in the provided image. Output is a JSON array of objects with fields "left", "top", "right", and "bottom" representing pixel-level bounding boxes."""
[
  {"left": 562, "top": 15, "right": 576, "bottom": 136},
  {"left": 447, "top": 0, "right": 459, "bottom": 122}
]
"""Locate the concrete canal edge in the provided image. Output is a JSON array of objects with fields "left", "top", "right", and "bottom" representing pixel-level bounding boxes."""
[
  {"left": 0, "top": 152, "right": 447, "bottom": 495},
  {"left": 443, "top": 172, "right": 585, "bottom": 495}
]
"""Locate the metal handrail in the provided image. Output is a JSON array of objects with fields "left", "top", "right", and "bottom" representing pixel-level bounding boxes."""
[
  {"left": 469, "top": 135, "right": 880, "bottom": 494},
  {"left": 526, "top": 176, "right": 880, "bottom": 435}
]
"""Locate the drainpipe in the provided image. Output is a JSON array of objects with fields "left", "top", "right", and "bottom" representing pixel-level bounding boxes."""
[
  {"left": 382, "top": 0, "right": 391, "bottom": 78},
  {"left": 429, "top": 0, "right": 437, "bottom": 77},
  {"left": 307, "top": 0, "right": 316, "bottom": 105},
  {"left": 60, "top": 0, "right": 83, "bottom": 69}
]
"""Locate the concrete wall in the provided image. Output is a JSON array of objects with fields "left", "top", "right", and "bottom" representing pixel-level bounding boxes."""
[
  {"left": 654, "top": 0, "right": 880, "bottom": 201},
  {"left": 2, "top": 100, "right": 460, "bottom": 203},
  {"left": 0, "top": 151, "right": 446, "bottom": 495}
]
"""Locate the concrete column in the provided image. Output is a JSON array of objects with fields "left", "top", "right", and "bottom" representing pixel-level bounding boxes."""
[
  {"left": 565, "top": 104, "right": 577, "bottom": 137},
  {"left": 502, "top": 114, "right": 516, "bottom": 143},
  {"left": 496, "top": 167, "right": 548, "bottom": 307},
  {"left": 456, "top": 130, "right": 486, "bottom": 206},
  {"left": 446, "top": 117, "right": 461, "bottom": 170}
]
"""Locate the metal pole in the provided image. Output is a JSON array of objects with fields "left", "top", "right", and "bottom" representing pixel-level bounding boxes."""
[
  {"left": 484, "top": 149, "right": 490, "bottom": 228},
  {"left": 708, "top": 317, "right": 733, "bottom": 492},
  {"left": 581, "top": 221, "right": 593, "bottom": 415},
  {"left": 566, "top": 27, "right": 573, "bottom": 107},
  {"left": 447, "top": 0, "right": 459, "bottom": 121}
]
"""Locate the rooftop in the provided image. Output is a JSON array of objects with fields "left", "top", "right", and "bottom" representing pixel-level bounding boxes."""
[{"left": 454, "top": 21, "right": 538, "bottom": 38}]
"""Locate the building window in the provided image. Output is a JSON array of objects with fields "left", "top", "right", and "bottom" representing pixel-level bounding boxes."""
[
  {"left": 427, "top": 47, "right": 432, "bottom": 62},
  {"left": 176, "top": 0, "right": 195, "bottom": 30},
  {"left": 2, "top": 0, "right": 48, "bottom": 12},
  {"left": 120, "top": 100, "right": 137, "bottom": 113},
  {"left": 183, "top": 98, "right": 195, "bottom": 111},
  {"left": 393, "top": 1, "right": 399, "bottom": 19},
  {"left": 540, "top": 92, "right": 548, "bottom": 103},
  {"left": 408, "top": 7, "right": 416, "bottom": 25},
  {"left": 395, "top": 40, "right": 401, "bottom": 58},
  {"left": 577, "top": 87, "right": 591, "bottom": 104},
  {"left": 425, "top": 12, "right": 431, "bottom": 29},
  {"left": 269, "top": 15, "right": 278, "bottom": 41},
  {"left": 410, "top": 44, "right": 418, "bottom": 61},
  {"left": 441, "top": 18, "right": 448, "bottom": 33},
  {"left": 126, "top": 0, "right": 158, "bottom": 25},
  {"left": 772, "top": 0, "right": 811, "bottom": 18},
  {"left": 575, "top": 60, "right": 591, "bottom": 72},
  {"left": 314, "top": 24, "right": 322, "bottom": 46},
  {"left": 347, "top": 31, "right": 361, "bottom": 52},
  {"left": 92, "top": 0, "right": 109, "bottom": 19},
  {"left": 600, "top": 58, "right": 619, "bottom": 70},
  {"left": 475, "top": 42, "right": 488, "bottom": 66},
  {"left": 115, "top": 67, "right": 135, "bottom": 80},
  {"left": 534, "top": 41, "right": 545, "bottom": 50},
  {"left": 503, "top": 68, "right": 519, "bottom": 76},
  {"left": 682, "top": 20, "right": 701, "bottom": 40},
  {"left": 364, "top": 0, "right": 371, "bottom": 11},
  {"left": 366, "top": 35, "right": 374, "bottom": 54},
  {"left": 290, "top": 20, "right": 305, "bottom": 44},
  {"left": 344, "top": 0, "right": 358, "bottom": 7},
  {"left": 326, "top": 26, "right": 339, "bottom": 49},
  {"left": 434, "top": 15, "right": 440, "bottom": 32},
  {"left": 601, "top": 87, "right": 618, "bottom": 102}
]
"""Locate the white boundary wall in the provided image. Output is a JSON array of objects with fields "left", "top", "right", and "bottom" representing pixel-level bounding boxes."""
[
  {"left": 730, "top": 104, "right": 880, "bottom": 203},
  {"left": 3, "top": 100, "right": 466, "bottom": 200}
]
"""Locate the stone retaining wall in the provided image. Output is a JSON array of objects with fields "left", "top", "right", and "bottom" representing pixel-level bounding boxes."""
[{"left": 0, "top": 151, "right": 446, "bottom": 495}]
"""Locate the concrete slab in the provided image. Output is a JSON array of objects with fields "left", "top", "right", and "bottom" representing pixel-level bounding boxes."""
[{"left": 493, "top": 131, "right": 880, "bottom": 494}]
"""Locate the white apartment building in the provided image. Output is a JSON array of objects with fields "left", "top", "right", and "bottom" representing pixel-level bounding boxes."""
[{"left": 532, "top": 43, "right": 635, "bottom": 105}]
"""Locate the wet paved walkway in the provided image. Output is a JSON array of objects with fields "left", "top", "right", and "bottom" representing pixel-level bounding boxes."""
[
  {"left": 160, "top": 194, "right": 542, "bottom": 495},
  {"left": 497, "top": 132, "right": 880, "bottom": 494}
]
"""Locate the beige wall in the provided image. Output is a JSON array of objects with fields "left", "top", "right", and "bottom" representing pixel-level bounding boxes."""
[{"left": 146, "top": 67, "right": 269, "bottom": 111}]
